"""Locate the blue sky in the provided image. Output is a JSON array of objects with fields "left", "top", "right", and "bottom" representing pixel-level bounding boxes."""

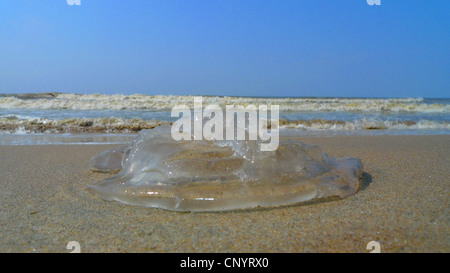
[{"left": 0, "top": 0, "right": 448, "bottom": 98}]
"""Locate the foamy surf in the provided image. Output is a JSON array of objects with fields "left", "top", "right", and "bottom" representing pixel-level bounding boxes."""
[
  {"left": 0, "top": 116, "right": 449, "bottom": 134},
  {"left": 0, "top": 93, "right": 448, "bottom": 113},
  {"left": 0, "top": 116, "right": 169, "bottom": 133},
  {"left": 0, "top": 93, "right": 448, "bottom": 145}
]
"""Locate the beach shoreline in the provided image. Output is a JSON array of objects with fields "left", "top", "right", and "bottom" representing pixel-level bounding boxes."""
[{"left": 0, "top": 135, "right": 448, "bottom": 252}]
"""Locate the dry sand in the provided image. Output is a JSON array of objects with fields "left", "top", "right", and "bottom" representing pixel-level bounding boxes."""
[{"left": 0, "top": 135, "right": 448, "bottom": 252}]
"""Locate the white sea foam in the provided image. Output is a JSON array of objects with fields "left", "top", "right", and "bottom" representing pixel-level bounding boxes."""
[
  {"left": 0, "top": 116, "right": 168, "bottom": 133},
  {"left": 0, "top": 93, "right": 448, "bottom": 113},
  {"left": 0, "top": 115, "right": 448, "bottom": 134},
  {"left": 278, "top": 118, "right": 450, "bottom": 131}
]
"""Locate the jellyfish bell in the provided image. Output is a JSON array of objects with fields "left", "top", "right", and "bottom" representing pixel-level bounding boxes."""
[{"left": 87, "top": 125, "right": 363, "bottom": 212}]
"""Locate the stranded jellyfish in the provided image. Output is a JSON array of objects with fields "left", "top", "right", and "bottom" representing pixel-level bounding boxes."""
[{"left": 87, "top": 125, "right": 363, "bottom": 211}]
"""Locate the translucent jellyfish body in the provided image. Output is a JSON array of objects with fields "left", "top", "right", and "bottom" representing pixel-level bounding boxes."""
[{"left": 87, "top": 125, "right": 363, "bottom": 211}]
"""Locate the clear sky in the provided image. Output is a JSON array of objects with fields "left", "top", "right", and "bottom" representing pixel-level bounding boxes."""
[{"left": 0, "top": 0, "right": 449, "bottom": 98}]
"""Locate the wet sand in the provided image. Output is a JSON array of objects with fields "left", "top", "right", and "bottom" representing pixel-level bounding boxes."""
[{"left": 0, "top": 135, "right": 448, "bottom": 252}]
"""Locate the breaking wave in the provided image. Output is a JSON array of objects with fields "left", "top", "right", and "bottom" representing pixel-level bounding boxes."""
[
  {"left": 0, "top": 116, "right": 448, "bottom": 134},
  {"left": 0, "top": 93, "right": 448, "bottom": 113},
  {"left": 0, "top": 116, "right": 169, "bottom": 134}
]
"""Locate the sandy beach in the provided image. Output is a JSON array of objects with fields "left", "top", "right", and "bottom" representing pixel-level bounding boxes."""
[{"left": 0, "top": 135, "right": 448, "bottom": 253}]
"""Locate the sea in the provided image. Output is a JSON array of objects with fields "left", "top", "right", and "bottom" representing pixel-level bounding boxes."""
[{"left": 0, "top": 93, "right": 449, "bottom": 145}]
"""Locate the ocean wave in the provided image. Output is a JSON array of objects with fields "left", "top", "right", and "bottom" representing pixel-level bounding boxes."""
[
  {"left": 1, "top": 116, "right": 448, "bottom": 134},
  {"left": 0, "top": 116, "right": 169, "bottom": 134},
  {"left": 278, "top": 118, "right": 450, "bottom": 131},
  {"left": 0, "top": 93, "right": 448, "bottom": 113}
]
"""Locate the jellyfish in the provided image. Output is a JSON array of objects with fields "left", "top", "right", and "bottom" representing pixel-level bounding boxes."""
[{"left": 87, "top": 125, "right": 363, "bottom": 212}]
